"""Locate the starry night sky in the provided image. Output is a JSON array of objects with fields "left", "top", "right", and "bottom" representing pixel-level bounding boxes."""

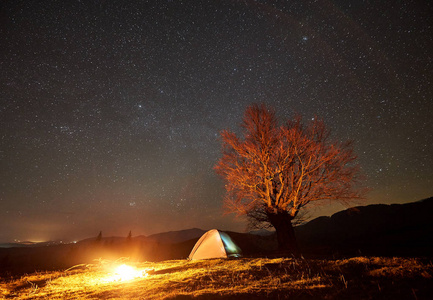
[{"left": 1, "top": 0, "right": 432, "bottom": 243}]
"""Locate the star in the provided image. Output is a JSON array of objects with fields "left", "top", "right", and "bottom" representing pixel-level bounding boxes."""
[{"left": 0, "top": 0, "right": 431, "bottom": 242}]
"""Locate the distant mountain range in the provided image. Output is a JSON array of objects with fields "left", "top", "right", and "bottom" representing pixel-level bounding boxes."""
[
  {"left": 1, "top": 197, "right": 432, "bottom": 275},
  {"left": 2, "top": 197, "right": 432, "bottom": 255},
  {"left": 295, "top": 197, "right": 433, "bottom": 256},
  {"left": 0, "top": 240, "right": 74, "bottom": 248},
  {"left": 145, "top": 228, "right": 206, "bottom": 244},
  {"left": 0, "top": 229, "right": 207, "bottom": 249}
]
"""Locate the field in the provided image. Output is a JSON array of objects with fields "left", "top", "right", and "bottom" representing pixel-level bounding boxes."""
[{"left": 1, "top": 256, "right": 432, "bottom": 299}]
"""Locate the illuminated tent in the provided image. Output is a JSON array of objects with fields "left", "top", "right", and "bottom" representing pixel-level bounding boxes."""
[{"left": 188, "top": 229, "right": 242, "bottom": 260}]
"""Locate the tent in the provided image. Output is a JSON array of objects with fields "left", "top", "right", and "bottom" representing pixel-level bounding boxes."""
[{"left": 188, "top": 229, "right": 242, "bottom": 260}]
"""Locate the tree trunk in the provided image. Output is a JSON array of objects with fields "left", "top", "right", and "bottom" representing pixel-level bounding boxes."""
[{"left": 267, "top": 210, "right": 299, "bottom": 255}]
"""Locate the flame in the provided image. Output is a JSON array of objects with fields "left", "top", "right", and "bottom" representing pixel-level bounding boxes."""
[{"left": 107, "top": 264, "right": 148, "bottom": 282}]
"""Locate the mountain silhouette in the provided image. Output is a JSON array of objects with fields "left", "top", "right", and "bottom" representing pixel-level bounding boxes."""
[
  {"left": 1, "top": 197, "right": 432, "bottom": 276},
  {"left": 295, "top": 197, "right": 433, "bottom": 256},
  {"left": 145, "top": 228, "right": 205, "bottom": 244}
]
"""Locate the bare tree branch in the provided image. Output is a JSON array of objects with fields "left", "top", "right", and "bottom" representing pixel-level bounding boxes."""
[{"left": 214, "top": 104, "right": 366, "bottom": 251}]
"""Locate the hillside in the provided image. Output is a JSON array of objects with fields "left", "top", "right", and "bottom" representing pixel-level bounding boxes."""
[
  {"left": 1, "top": 257, "right": 432, "bottom": 299},
  {"left": 296, "top": 197, "right": 433, "bottom": 256},
  {"left": 145, "top": 228, "right": 206, "bottom": 244},
  {"left": 1, "top": 197, "right": 432, "bottom": 277}
]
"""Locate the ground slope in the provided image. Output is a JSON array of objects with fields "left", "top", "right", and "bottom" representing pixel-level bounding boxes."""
[{"left": 1, "top": 257, "right": 432, "bottom": 299}]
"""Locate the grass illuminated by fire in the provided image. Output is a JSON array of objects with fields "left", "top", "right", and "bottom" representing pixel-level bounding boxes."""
[{"left": 1, "top": 257, "right": 432, "bottom": 299}]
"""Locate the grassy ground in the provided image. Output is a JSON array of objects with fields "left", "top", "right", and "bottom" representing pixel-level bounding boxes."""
[{"left": 1, "top": 256, "right": 432, "bottom": 299}]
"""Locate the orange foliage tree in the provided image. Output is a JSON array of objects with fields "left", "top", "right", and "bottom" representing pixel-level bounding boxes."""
[{"left": 214, "top": 104, "right": 365, "bottom": 253}]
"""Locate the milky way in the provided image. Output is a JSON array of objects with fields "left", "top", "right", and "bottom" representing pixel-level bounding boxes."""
[{"left": 1, "top": 0, "right": 432, "bottom": 242}]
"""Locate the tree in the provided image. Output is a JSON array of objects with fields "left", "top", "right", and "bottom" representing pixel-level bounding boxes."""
[
  {"left": 214, "top": 104, "right": 364, "bottom": 253},
  {"left": 96, "top": 231, "right": 102, "bottom": 242}
]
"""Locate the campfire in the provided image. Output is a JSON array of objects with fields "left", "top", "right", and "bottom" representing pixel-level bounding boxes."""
[{"left": 106, "top": 264, "right": 149, "bottom": 282}]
